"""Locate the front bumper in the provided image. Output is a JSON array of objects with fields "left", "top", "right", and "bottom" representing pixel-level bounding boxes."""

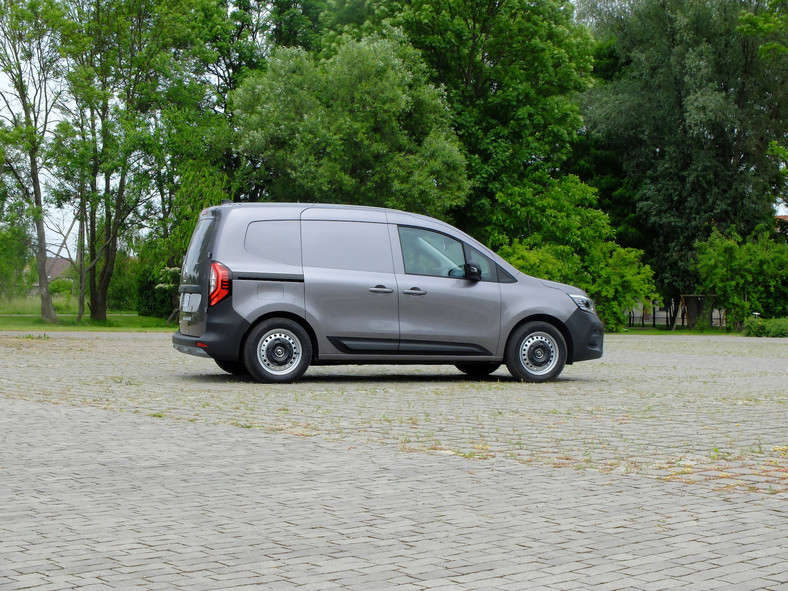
[{"left": 565, "top": 308, "right": 604, "bottom": 363}]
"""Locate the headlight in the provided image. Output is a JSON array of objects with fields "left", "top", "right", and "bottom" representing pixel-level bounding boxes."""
[{"left": 570, "top": 294, "right": 596, "bottom": 314}]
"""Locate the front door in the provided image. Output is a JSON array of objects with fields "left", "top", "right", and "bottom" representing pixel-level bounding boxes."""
[{"left": 394, "top": 226, "right": 501, "bottom": 356}]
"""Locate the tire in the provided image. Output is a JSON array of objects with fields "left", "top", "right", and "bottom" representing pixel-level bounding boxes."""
[
  {"left": 214, "top": 359, "right": 249, "bottom": 376},
  {"left": 455, "top": 362, "right": 501, "bottom": 377},
  {"left": 244, "top": 318, "right": 312, "bottom": 383},
  {"left": 505, "top": 321, "right": 567, "bottom": 382}
]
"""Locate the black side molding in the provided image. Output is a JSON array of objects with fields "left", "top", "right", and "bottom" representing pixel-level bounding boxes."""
[
  {"left": 235, "top": 273, "right": 305, "bottom": 282},
  {"left": 328, "top": 336, "right": 491, "bottom": 356}
]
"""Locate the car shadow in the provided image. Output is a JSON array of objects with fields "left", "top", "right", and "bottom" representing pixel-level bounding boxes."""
[{"left": 179, "top": 371, "right": 588, "bottom": 385}]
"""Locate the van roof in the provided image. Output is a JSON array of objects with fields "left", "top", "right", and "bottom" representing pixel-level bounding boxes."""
[{"left": 212, "top": 201, "right": 450, "bottom": 228}]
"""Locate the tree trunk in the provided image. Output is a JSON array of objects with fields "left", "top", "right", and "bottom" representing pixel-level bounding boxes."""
[
  {"left": 29, "top": 154, "right": 58, "bottom": 323},
  {"left": 76, "top": 198, "right": 87, "bottom": 322},
  {"left": 34, "top": 219, "right": 58, "bottom": 323}
]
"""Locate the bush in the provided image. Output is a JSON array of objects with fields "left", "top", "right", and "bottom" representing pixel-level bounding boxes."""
[
  {"left": 695, "top": 230, "right": 788, "bottom": 330},
  {"left": 107, "top": 253, "right": 140, "bottom": 311},
  {"left": 136, "top": 266, "right": 175, "bottom": 318},
  {"left": 0, "top": 222, "right": 32, "bottom": 299},
  {"left": 48, "top": 278, "right": 74, "bottom": 296},
  {"left": 497, "top": 239, "right": 655, "bottom": 332},
  {"left": 743, "top": 317, "right": 788, "bottom": 338},
  {"left": 493, "top": 175, "right": 656, "bottom": 332}
]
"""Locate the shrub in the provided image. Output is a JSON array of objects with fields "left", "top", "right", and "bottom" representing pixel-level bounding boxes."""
[
  {"left": 107, "top": 253, "right": 140, "bottom": 311},
  {"left": 743, "top": 317, "right": 788, "bottom": 338},
  {"left": 136, "top": 266, "right": 175, "bottom": 318},
  {"left": 48, "top": 277, "right": 74, "bottom": 296},
  {"left": 695, "top": 230, "right": 788, "bottom": 330}
]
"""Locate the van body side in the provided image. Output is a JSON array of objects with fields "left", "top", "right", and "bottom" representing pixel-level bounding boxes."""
[{"left": 173, "top": 203, "right": 603, "bottom": 382}]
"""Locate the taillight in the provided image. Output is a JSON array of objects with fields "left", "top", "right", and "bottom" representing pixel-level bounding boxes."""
[{"left": 209, "top": 262, "right": 231, "bottom": 306}]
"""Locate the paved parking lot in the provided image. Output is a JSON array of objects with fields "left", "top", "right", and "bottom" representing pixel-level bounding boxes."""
[{"left": 0, "top": 331, "right": 786, "bottom": 589}]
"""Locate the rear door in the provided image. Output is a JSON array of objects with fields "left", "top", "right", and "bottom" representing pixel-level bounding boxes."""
[
  {"left": 394, "top": 225, "right": 501, "bottom": 356},
  {"left": 301, "top": 215, "right": 400, "bottom": 355},
  {"left": 178, "top": 211, "right": 220, "bottom": 337}
]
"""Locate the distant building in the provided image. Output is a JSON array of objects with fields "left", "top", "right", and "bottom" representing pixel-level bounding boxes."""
[
  {"left": 46, "top": 256, "right": 72, "bottom": 281},
  {"left": 30, "top": 256, "right": 73, "bottom": 295}
]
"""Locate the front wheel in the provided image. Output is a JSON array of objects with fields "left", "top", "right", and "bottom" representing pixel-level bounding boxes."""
[
  {"left": 505, "top": 321, "right": 567, "bottom": 382},
  {"left": 244, "top": 319, "right": 312, "bottom": 383}
]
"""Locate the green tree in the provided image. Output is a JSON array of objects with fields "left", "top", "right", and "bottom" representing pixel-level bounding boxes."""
[
  {"left": 0, "top": 214, "right": 33, "bottom": 299},
  {"left": 740, "top": 0, "right": 788, "bottom": 211},
  {"left": 695, "top": 229, "right": 788, "bottom": 330},
  {"left": 269, "top": 0, "right": 326, "bottom": 50},
  {"left": 579, "top": 0, "right": 788, "bottom": 307},
  {"left": 232, "top": 36, "right": 469, "bottom": 218},
  {"left": 392, "top": 0, "right": 595, "bottom": 244},
  {"left": 495, "top": 174, "right": 655, "bottom": 331},
  {"left": 0, "top": 0, "right": 65, "bottom": 321},
  {"left": 52, "top": 0, "right": 226, "bottom": 321}
]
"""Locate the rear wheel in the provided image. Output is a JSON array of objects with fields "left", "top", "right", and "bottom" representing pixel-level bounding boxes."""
[
  {"left": 214, "top": 359, "right": 249, "bottom": 376},
  {"left": 455, "top": 362, "right": 501, "bottom": 377},
  {"left": 244, "top": 318, "right": 312, "bottom": 383},
  {"left": 505, "top": 321, "right": 567, "bottom": 382}
]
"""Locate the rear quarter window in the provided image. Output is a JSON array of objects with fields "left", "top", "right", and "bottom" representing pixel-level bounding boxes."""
[{"left": 245, "top": 220, "right": 302, "bottom": 266}]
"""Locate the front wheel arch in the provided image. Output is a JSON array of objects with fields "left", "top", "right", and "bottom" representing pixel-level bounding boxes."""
[
  {"left": 504, "top": 320, "right": 568, "bottom": 382},
  {"left": 506, "top": 315, "right": 574, "bottom": 365}
]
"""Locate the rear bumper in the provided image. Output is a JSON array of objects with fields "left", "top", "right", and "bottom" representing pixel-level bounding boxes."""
[
  {"left": 172, "top": 332, "right": 211, "bottom": 358},
  {"left": 566, "top": 309, "right": 604, "bottom": 363},
  {"left": 172, "top": 298, "right": 250, "bottom": 362}
]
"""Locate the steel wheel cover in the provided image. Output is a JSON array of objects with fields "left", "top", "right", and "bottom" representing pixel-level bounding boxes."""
[
  {"left": 257, "top": 329, "right": 302, "bottom": 376},
  {"left": 519, "top": 332, "right": 559, "bottom": 376}
]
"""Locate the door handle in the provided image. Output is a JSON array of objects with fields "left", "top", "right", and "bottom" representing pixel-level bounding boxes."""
[
  {"left": 403, "top": 288, "right": 427, "bottom": 296},
  {"left": 369, "top": 285, "right": 394, "bottom": 294}
]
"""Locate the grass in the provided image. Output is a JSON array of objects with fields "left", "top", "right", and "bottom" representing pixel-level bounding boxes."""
[
  {"left": 0, "top": 314, "right": 174, "bottom": 331},
  {"left": 617, "top": 325, "right": 738, "bottom": 336},
  {"left": 0, "top": 297, "right": 174, "bottom": 332}
]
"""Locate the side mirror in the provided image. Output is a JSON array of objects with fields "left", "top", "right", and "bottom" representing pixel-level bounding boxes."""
[{"left": 465, "top": 261, "right": 482, "bottom": 282}]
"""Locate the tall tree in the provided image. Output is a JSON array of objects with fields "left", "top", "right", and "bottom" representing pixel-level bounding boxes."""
[
  {"left": 740, "top": 0, "right": 788, "bottom": 209},
  {"left": 0, "top": 0, "right": 64, "bottom": 321},
  {"left": 52, "top": 0, "right": 211, "bottom": 321},
  {"left": 232, "top": 36, "right": 469, "bottom": 218},
  {"left": 392, "top": 0, "right": 595, "bottom": 245},
  {"left": 579, "top": 0, "right": 788, "bottom": 303}
]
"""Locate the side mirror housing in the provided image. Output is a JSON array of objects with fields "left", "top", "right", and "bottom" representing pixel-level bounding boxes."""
[{"left": 465, "top": 262, "right": 482, "bottom": 282}]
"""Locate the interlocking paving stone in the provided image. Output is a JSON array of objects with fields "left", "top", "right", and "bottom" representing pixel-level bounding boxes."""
[{"left": 0, "top": 332, "right": 786, "bottom": 589}]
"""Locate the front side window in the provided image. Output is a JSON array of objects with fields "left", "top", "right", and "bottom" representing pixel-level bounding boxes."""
[{"left": 398, "top": 226, "right": 468, "bottom": 278}]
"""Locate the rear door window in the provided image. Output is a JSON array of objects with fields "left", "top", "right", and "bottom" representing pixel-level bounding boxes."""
[
  {"left": 181, "top": 217, "right": 217, "bottom": 284},
  {"left": 302, "top": 220, "right": 393, "bottom": 273}
]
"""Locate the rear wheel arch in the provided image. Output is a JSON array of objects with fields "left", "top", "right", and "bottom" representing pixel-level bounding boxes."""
[{"left": 243, "top": 312, "right": 318, "bottom": 364}]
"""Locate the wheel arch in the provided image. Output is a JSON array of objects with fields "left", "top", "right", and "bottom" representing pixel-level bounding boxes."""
[
  {"left": 506, "top": 314, "right": 574, "bottom": 364},
  {"left": 242, "top": 311, "right": 319, "bottom": 363}
]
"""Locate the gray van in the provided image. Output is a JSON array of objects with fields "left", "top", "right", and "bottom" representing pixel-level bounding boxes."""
[{"left": 173, "top": 203, "right": 603, "bottom": 383}]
